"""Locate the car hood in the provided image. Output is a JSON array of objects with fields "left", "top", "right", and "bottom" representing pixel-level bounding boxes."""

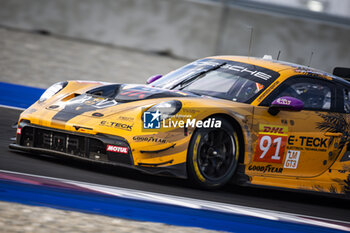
[{"left": 44, "top": 84, "right": 197, "bottom": 122}]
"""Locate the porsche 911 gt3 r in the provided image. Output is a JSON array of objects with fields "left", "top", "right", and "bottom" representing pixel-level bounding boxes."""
[{"left": 10, "top": 56, "right": 350, "bottom": 196}]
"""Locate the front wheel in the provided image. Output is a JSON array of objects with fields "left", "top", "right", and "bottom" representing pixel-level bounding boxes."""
[{"left": 187, "top": 117, "right": 239, "bottom": 189}]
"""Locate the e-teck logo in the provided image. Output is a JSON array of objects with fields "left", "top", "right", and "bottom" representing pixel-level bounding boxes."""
[{"left": 143, "top": 110, "right": 161, "bottom": 129}]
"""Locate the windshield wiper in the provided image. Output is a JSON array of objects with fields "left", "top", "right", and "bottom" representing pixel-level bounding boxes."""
[{"left": 170, "top": 62, "right": 226, "bottom": 90}]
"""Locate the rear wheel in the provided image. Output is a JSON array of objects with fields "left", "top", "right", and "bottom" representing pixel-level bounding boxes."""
[{"left": 187, "top": 117, "right": 239, "bottom": 189}]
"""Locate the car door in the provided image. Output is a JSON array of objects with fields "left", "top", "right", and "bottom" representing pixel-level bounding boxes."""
[{"left": 249, "top": 76, "right": 342, "bottom": 178}]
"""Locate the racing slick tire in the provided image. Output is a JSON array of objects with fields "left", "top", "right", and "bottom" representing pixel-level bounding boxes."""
[{"left": 187, "top": 117, "right": 239, "bottom": 189}]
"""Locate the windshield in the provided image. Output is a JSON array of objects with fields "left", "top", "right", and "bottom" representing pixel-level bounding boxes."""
[
  {"left": 151, "top": 60, "right": 226, "bottom": 89},
  {"left": 152, "top": 58, "right": 280, "bottom": 103},
  {"left": 181, "top": 70, "right": 265, "bottom": 103}
]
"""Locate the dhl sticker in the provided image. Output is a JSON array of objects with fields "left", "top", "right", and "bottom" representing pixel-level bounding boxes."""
[{"left": 259, "top": 124, "right": 288, "bottom": 135}]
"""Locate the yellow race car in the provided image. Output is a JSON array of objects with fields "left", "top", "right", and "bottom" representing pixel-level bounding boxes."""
[{"left": 10, "top": 56, "right": 350, "bottom": 196}]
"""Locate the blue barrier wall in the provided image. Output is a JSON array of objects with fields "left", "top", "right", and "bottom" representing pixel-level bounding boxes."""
[{"left": 0, "top": 82, "right": 44, "bottom": 109}]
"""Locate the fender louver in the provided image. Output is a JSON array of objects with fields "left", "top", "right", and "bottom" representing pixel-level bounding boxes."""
[{"left": 333, "top": 67, "right": 350, "bottom": 81}]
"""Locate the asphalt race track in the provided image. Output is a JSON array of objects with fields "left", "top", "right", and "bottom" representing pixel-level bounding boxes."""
[{"left": 1, "top": 107, "right": 349, "bottom": 222}]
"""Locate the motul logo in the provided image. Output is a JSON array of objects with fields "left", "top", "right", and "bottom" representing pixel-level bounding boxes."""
[{"left": 106, "top": 145, "right": 128, "bottom": 154}]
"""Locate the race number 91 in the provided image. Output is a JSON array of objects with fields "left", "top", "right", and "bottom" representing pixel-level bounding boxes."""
[{"left": 254, "top": 134, "right": 287, "bottom": 163}]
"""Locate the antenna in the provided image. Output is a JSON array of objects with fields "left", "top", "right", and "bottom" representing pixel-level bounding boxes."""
[
  {"left": 307, "top": 51, "right": 314, "bottom": 67},
  {"left": 277, "top": 50, "right": 281, "bottom": 60},
  {"left": 248, "top": 26, "right": 254, "bottom": 57}
]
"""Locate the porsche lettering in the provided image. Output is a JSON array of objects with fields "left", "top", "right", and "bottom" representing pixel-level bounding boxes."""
[{"left": 222, "top": 64, "right": 272, "bottom": 80}]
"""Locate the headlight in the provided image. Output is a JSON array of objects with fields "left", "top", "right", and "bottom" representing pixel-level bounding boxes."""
[
  {"left": 39, "top": 81, "right": 68, "bottom": 103},
  {"left": 146, "top": 100, "right": 182, "bottom": 120}
]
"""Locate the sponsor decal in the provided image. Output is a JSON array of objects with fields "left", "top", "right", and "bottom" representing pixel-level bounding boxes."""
[
  {"left": 276, "top": 98, "right": 291, "bottom": 105},
  {"left": 221, "top": 64, "right": 272, "bottom": 81},
  {"left": 283, "top": 150, "right": 300, "bottom": 169},
  {"left": 287, "top": 136, "right": 328, "bottom": 152},
  {"left": 257, "top": 80, "right": 280, "bottom": 102},
  {"left": 106, "top": 145, "right": 128, "bottom": 154},
  {"left": 254, "top": 124, "right": 287, "bottom": 164},
  {"left": 100, "top": 121, "right": 133, "bottom": 131},
  {"left": 248, "top": 165, "right": 283, "bottom": 173},
  {"left": 118, "top": 116, "right": 134, "bottom": 122},
  {"left": 260, "top": 124, "right": 288, "bottom": 135},
  {"left": 16, "top": 128, "right": 21, "bottom": 135},
  {"left": 182, "top": 109, "right": 200, "bottom": 114},
  {"left": 133, "top": 136, "right": 167, "bottom": 144}
]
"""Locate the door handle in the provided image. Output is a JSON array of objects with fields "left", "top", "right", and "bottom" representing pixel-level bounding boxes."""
[{"left": 324, "top": 132, "right": 343, "bottom": 137}]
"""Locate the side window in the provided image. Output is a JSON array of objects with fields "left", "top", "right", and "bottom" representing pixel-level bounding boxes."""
[
  {"left": 343, "top": 89, "right": 350, "bottom": 113},
  {"left": 261, "top": 77, "right": 333, "bottom": 111},
  {"left": 277, "top": 82, "right": 331, "bottom": 110}
]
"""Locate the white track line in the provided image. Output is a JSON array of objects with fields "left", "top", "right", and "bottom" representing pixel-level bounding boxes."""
[{"left": 0, "top": 104, "right": 25, "bottom": 111}]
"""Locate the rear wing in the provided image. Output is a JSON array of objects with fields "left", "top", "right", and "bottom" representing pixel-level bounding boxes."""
[{"left": 333, "top": 67, "right": 350, "bottom": 81}]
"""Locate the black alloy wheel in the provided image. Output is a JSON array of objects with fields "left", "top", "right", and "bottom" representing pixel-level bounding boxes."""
[{"left": 187, "top": 117, "right": 239, "bottom": 189}]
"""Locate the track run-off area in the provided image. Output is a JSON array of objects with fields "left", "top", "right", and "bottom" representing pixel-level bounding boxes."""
[{"left": 0, "top": 82, "right": 349, "bottom": 232}]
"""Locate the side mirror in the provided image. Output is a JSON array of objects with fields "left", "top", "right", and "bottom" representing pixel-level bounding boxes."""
[
  {"left": 146, "top": 74, "right": 162, "bottom": 84},
  {"left": 268, "top": 96, "right": 304, "bottom": 116}
]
